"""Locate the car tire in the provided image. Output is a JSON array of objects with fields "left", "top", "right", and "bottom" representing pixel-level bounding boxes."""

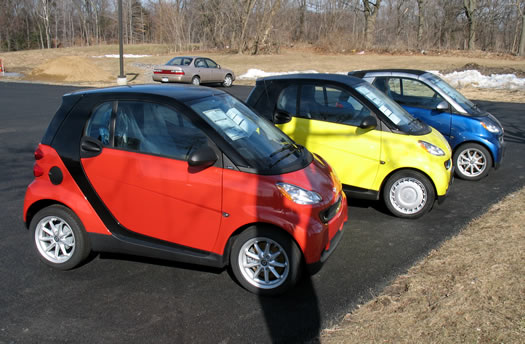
[
  {"left": 222, "top": 74, "right": 233, "bottom": 87},
  {"left": 383, "top": 170, "right": 435, "bottom": 219},
  {"left": 30, "top": 205, "right": 91, "bottom": 270},
  {"left": 230, "top": 226, "right": 302, "bottom": 296},
  {"left": 191, "top": 76, "right": 200, "bottom": 86},
  {"left": 453, "top": 143, "right": 492, "bottom": 181}
]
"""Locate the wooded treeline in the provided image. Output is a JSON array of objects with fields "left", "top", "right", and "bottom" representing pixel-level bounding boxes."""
[{"left": 1, "top": 0, "right": 525, "bottom": 55}]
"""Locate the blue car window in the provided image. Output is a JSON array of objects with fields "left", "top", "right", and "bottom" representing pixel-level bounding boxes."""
[
  {"left": 114, "top": 101, "right": 208, "bottom": 160},
  {"left": 85, "top": 102, "right": 112, "bottom": 145},
  {"left": 400, "top": 78, "right": 445, "bottom": 109},
  {"left": 424, "top": 73, "right": 483, "bottom": 115},
  {"left": 387, "top": 78, "right": 401, "bottom": 95}
]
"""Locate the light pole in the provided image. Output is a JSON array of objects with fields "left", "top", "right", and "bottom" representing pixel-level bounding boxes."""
[{"left": 117, "top": 0, "right": 127, "bottom": 85}]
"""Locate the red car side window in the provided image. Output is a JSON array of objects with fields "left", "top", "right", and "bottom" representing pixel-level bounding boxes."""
[{"left": 113, "top": 101, "right": 208, "bottom": 160}]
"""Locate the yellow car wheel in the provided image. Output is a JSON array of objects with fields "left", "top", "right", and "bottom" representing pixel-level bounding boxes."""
[{"left": 383, "top": 170, "right": 435, "bottom": 219}]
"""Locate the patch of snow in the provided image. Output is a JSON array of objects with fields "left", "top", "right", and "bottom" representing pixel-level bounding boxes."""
[
  {"left": 431, "top": 70, "right": 525, "bottom": 90},
  {"left": 92, "top": 54, "right": 151, "bottom": 58},
  {"left": 240, "top": 68, "right": 525, "bottom": 90},
  {"left": 238, "top": 68, "right": 319, "bottom": 80}
]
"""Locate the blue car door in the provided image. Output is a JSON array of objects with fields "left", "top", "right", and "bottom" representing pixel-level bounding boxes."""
[{"left": 374, "top": 77, "right": 452, "bottom": 139}]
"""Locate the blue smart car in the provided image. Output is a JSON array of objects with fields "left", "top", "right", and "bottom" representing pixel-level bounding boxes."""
[{"left": 349, "top": 69, "right": 505, "bottom": 181}]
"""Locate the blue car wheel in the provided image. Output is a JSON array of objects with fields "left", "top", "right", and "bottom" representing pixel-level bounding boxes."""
[{"left": 453, "top": 143, "right": 492, "bottom": 181}]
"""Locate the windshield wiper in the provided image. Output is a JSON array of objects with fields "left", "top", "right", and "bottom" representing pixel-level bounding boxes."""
[
  {"left": 269, "top": 143, "right": 296, "bottom": 158},
  {"left": 407, "top": 117, "right": 420, "bottom": 126},
  {"left": 269, "top": 150, "right": 296, "bottom": 168}
]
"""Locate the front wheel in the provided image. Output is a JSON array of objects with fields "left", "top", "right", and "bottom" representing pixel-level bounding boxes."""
[
  {"left": 30, "top": 205, "right": 91, "bottom": 270},
  {"left": 383, "top": 170, "right": 435, "bottom": 219},
  {"left": 230, "top": 226, "right": 302, "bottom": 295},
  {"left": 191, "top": 76, "right": 201, "bottom": 86},
  {"left": 222, "top": 74, "right": 233, "bottom": 87},
  {"left": 453, "top": 143, "right": 492, "bottom": 181}
]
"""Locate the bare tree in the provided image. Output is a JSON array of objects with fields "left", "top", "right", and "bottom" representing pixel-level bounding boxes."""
[
  {"left": 293, "top": 0, "right": 307, "bottom": 42},
  {"left": 237, "top": 0, "right": 257, "bottom": 54},
  {"left": 464, "top": 0, "right": 477, "bottom": 49},
  {"left": 516, "top": 0, "right": 525, "bottom": 55},
  {"left": 416, "top": 0, "right": 425, "bottom": 48},
  {"left": 37, "top": 0, "right": 52, "bottom": 48},
  {"left": 362, "top": 0, "right": 382, "bottom": 48}
]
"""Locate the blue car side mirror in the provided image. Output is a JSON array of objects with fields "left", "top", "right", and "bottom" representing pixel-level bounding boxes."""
[{"left": 435, "top": 101, "right": 449, "bottom": 112}]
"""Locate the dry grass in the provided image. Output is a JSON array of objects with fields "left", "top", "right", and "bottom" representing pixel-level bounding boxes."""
[
  {"left": 322, "top": 186, "right": 525, "bottom": 344},
  {"left": 1, "top": 44, "right": 525, "bottom": 101}
]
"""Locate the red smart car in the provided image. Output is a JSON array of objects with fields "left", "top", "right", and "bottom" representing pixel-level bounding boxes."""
[{"left": 23, "top": 85, "right": 347, "bottom": 295}]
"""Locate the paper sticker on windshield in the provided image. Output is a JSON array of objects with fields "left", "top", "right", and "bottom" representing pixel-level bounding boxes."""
[
  {"left": 357, "top": 85, "right": 402, "bottom": 125},
  {"left": 203, "top": 108, "right": 256, "bottom": 141},
  {"left": 378, "top": 105, "right": 400, "bottom": 124}
]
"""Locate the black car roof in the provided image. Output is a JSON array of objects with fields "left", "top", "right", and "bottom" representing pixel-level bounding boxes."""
[
  {"left": 65, "top": 84, "right": 225, "bottom": 103},
  {"left": 349, "top": 69, "right": 428, "bottom": 77},
  {"left": 258, "top": 73, "right": 365, "bottom": 86}
]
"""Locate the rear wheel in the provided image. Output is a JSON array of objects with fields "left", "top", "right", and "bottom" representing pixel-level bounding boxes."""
[
  {"left": 383, "top": 170, "right": 435, "bottom": 219},
  {"left": 191, "top": 76, "right": 201, "bottom": 86},
  {"left": 230, "top": 226, "right": 302, "bottom": 295},
  {"left": 222, "top": 74, "right": 233, "bottom": 87},
  {"left": 453, "top": 143, "right": 492, "bottom": 181},
  {"left": 30, "top": 205, "right": 90, "bottom": 270}
]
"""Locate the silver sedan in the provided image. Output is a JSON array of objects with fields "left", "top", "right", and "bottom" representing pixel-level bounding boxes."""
[{"left": 153, "top": 56, "right": 235, "bottom": 87}]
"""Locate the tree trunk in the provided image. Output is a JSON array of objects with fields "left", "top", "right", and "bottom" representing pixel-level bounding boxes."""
[
  {"left": 417, "top": 0, "right": 425, "bottom": 48},
  {"left": 464, "top": 0, "right": 477, "bottom": 50},
  {"left": 519, "top": 12, "right": 525, "bottom": 55},
  {"left": 363, "top": 0, "right": 382, "bottom": 48},
  {"left": 238, "top": 0, "right": 257, "bottom": 54},
  {"left": 293, "top": 0, "right": 306, "bottom": 42}
]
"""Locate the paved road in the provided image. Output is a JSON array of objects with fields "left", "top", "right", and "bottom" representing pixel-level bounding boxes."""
[{"left": 1, "top": 82, "right": 524, "bottom": 343}]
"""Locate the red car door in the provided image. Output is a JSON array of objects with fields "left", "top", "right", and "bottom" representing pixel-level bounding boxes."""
[{"left": 81, "top": 100, "right": 223, "bottom": 252}]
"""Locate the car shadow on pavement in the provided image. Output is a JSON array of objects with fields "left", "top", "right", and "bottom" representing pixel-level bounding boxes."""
[
  {"left": 96, "top": 252, "right": 226, "bottom": 275},
  {"left": 258, "top": 275, "right": 321, "bottom": 343}
]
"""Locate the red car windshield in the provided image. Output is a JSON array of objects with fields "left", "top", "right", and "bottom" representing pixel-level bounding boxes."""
[{"left": 188, "top": 94, "right": 309, "bottom": 171}]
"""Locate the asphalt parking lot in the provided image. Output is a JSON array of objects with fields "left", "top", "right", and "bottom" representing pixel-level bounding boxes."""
[{"left": 1, "top": 82, "right": 524, "bottom": 343}]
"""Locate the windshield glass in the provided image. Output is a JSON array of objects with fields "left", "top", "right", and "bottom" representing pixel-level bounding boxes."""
[
  {"left": 188, "top": 94, "right": 309, "bottom": 171},
  {"left": 424, "top": 73, "right": 483, "bottom": 115},
  {"left": 355, "top": 82, "right": 429, "bottom": 134}
]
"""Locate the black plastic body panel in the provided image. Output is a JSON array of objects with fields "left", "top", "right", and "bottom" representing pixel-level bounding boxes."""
[
  {"left": 88, "top": 233, "right": 227, "bottom": 268},
  {"left": 41, "top": 94, "right": 82, "bottom": 145},
  {"left": 342, "top": 185, "right": 380, "bottom": 201}
]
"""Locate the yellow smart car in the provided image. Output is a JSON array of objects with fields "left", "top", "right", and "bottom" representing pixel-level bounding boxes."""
[{"left": 246, "top": 74, "right": 453, "bottom": 218}]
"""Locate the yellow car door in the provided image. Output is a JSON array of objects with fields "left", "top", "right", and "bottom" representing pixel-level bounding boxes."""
[{"left": 277, "top": 84, "right": 381, "bottom": 191}]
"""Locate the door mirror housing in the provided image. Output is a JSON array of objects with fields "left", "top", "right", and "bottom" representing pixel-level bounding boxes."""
[
  {"left": 435, "top": 100, "right": 449, "bottom": 112},
  {"left": 188, "top": 145, "right": 218, "bottom": 168},
  {"left": 359, "top": 116, "right": 377, "bottom": 130},
  {"left": 274, "top": 110, "right": 292, "bottom": 124},
  {"left": 217, "top": 64, "right": 221, "bottom": 69}
]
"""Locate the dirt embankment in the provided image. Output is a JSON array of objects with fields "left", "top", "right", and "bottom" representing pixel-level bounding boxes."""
[{"left": 24, "top": 56, "right": 113, "bottom": 84}]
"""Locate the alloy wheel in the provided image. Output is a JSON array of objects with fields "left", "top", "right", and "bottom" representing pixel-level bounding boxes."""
[
  {"left": 237, "top": 237, "right": 290, "bottom": 290},
  {"left": 34, "top": 216, "right": 76, "bottom": 264}
]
